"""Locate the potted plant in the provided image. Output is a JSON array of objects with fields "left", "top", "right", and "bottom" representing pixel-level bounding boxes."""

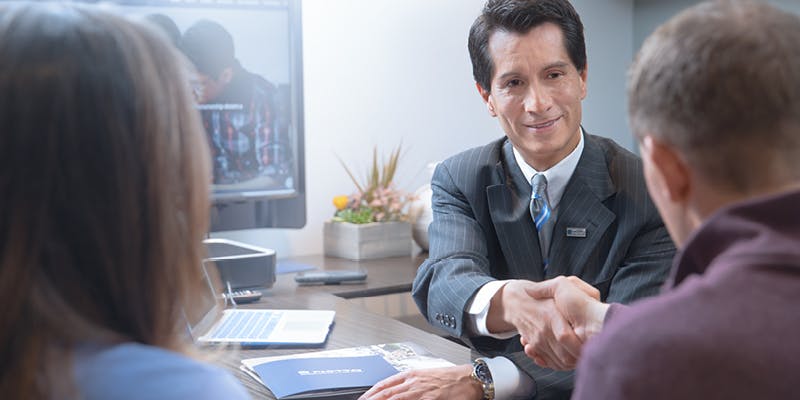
[{"left": 324, "top": 145, "right": 413, "bottom": 260}]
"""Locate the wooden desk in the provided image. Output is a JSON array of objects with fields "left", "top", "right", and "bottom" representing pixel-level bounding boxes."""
[
  {"left": 220, "top": 254, "right": 469, "bottom": 399},
  {"left": 271, "top": 254, "right": 428, "bottom": 299},
  {"left": 222, "top": 295, "right": 470, "bottom": 398},
  {"left": 268, "top": 254, "right": 446, "bottom": 335}
]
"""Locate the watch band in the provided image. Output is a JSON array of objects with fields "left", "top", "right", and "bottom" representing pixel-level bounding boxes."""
[{"left": 471, "top": 358, "right": 495, "bottom": 400}]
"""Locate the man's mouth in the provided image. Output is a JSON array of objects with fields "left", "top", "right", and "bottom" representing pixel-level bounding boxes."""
[{"left": 527, "top": 116, "right": 561, "bottom": 130}]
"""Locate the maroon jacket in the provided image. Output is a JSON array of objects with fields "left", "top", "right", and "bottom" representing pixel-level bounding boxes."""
[{"left": 573, "top": 189, "right": 800, "bottom": 400}]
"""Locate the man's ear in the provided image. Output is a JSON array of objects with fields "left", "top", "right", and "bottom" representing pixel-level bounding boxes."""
[
  {"left": 476, "top": 82, "right": 496, "bottom": 117},
  {"left": 578, "top": 65, "right": 588, "bottom": 100},
  {"left": 641, "top": 135, "right": 690, "bottom": 203},
  {"left": 218, "top": 67, "right": 234, "bottom": 85}
]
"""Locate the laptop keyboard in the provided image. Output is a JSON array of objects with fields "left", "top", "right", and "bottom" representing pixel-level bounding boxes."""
[{"left": 209, "top": 310, "right": 283, "bottom": 340}]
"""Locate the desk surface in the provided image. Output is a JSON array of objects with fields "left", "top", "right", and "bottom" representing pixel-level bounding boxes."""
[
  {"left": 272, "top": 254, "right": 428, "bottom": 298},
  {"left": 220, "top": 254, "right": 470, "bottom": 399}
]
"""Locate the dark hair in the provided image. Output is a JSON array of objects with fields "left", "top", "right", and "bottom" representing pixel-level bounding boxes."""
[
  {"left": 145, "top": 13, "right": 182, "bottom": 49},
  {"left": 628, "top": 0, "right": 800, "bottom": 191},
  {"left": 182, "top": 19, "right": 236, "bottom": 78},
  {"left": 468, "top": 0, "right": 586, "bottom": 92},
  {"left": 0, "top": 3, "right": 212, "bottom": 398}
]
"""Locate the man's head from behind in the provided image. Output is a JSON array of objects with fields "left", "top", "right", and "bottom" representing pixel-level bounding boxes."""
[
  {"left": 182, "top": 19, "right": 236, "bottom": 103},
  {"left": 629, "top": 0, "right": 800, "bottom": 245}
]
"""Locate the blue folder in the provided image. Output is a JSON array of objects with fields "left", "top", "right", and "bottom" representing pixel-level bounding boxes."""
[{"left": 252, "top": 354, "right": 399, "bottom": 399}]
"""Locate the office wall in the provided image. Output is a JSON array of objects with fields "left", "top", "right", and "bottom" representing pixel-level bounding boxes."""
[
  {"left": 577, "top": 0, "right": 634, "bottom": 147},
  {"left": 215, "top": 0, "right": 635, "bottom": 257},
  {"left": 634, "top": 0, "right": 800, "bottom": 51}
]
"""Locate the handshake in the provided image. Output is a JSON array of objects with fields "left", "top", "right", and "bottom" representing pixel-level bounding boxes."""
[{"left": 493, "top": 276, "right": 611, "bottom": 371}]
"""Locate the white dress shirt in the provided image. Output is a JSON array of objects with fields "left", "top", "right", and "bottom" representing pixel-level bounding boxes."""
[{"left": 467, "top": 130, "right": 585, "bottom": 399}]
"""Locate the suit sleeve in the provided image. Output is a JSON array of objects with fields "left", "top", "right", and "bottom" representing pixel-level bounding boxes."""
[{"left": 412, "top": 161, "right": 495, "bottom": 338}]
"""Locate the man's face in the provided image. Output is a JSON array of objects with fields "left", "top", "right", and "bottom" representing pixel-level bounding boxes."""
[
  {"left": 480, "top": 23, "right": 587, "bottom": 171},
  {"left": 191, "top": 72, "right": 226, "bottom": 104}
]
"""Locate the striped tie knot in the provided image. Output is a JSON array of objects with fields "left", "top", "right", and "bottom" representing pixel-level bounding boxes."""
[{"left": 530, "top": 173, "right": 551, "bottom": 230}]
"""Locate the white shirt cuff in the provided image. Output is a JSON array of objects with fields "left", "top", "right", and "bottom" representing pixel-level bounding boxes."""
[
  {"left": 467, "top": 280, "right": 518, "bottom": 339},
  {"left": 482, "top": 356, "right": 536, "bottom": 400}
]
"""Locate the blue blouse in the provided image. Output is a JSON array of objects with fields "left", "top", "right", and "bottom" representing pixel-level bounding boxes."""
[{"left": 73, "top": 342, "right": 250, "bottom": 399}]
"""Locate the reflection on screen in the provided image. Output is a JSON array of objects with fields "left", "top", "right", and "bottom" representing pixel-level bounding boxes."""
[
  {"left": 114, "top": 0, "right": 302, "bottom": 202},
  {"left": 71, "top": 0, "right": 307, "bottom": 230}
]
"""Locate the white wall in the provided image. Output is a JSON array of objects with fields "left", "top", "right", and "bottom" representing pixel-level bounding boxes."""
[
  {"left": 574, "top": 0, "right": 634, "bottom": 148},
  {"left": 215, "top": 0, "right": 636, "bottom": 258}
]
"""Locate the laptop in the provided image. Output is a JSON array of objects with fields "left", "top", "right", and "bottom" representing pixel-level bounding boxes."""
[{"left": 187, "top": 263, "right": 335, "bottom": 347}]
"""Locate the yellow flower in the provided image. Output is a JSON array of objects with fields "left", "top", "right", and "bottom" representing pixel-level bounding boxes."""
[{"left": 333, "top": 195, "right": 349, "bottom": 211}]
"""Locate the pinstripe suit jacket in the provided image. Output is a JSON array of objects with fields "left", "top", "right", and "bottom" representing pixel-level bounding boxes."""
[{"left": 412, "top": 133, "right": 675, "bottom": 400}]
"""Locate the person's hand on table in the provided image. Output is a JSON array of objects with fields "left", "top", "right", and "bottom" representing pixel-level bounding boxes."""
[{"left": 359, "top": 364, "right": 482, "bottom": 400}]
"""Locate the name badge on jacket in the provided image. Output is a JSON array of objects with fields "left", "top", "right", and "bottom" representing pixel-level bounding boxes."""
[{"left": 566, "top": 227, "right": 587, "bottom": 238}]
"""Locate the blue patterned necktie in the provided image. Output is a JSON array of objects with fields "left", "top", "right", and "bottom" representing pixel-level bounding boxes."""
[{"left": 530, "top": 173, "right": 554, "bottom": 267}]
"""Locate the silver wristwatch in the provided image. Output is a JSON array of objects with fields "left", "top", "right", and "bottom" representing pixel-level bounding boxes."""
[{"left": 471, "top": 358, "right": 495, "bottom": 400}]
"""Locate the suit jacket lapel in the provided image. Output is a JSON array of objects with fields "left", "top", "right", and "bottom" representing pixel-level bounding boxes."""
[
  {"left": 487, "top": 140, "right": 545, "bottom": 281},
  {"left": 547, "top": 135, "right": 616, "bottom": 278}
]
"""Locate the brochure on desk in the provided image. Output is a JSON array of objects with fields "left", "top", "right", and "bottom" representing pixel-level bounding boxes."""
[{"left": 240, "top": 342, "right": 454, "bottom": 399}]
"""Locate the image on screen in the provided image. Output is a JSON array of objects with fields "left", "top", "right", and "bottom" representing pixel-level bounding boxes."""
[{"left": 88, "top": 0, "right": 307, "bottom": 230}]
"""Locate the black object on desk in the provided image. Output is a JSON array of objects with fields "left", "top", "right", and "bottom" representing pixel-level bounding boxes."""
[{"left": 294, "top": 269, "right": 367, "bottom": 285}]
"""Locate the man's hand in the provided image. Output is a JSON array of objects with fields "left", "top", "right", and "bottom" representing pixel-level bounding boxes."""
[
  {"left": 486, "top": 280, "right": 583, "bottom": 370},
  {"left": 358, "top": 364, "right": 482, "bottom": 400},
  {"left": 521, "top": 276, "right": 609, "bottom": 367}
]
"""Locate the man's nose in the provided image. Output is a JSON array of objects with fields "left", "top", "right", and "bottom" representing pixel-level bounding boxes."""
[{"left": 524, "top": 84, "right": 553, "bottom": 114}]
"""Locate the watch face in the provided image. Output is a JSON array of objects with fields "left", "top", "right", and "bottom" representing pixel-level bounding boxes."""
[
  {"left": 472, "top": 359, "right": 495, "bottom": 400},
  {"left": 474, "top": 360, "right": 493, "bottom": 383}
]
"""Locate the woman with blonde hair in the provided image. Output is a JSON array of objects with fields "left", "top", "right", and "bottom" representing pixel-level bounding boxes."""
[{"left": 0, "top": 3, "right": 249, "bottom": 399}]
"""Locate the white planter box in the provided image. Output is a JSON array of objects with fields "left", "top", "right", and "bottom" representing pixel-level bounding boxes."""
[{"left": 323, "top": 221, "right": 412, "bottom": 260}]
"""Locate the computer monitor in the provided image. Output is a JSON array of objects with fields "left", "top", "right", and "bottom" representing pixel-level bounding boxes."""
[{"left": 97, "top": 0, "right": 306, "bottom": 230}]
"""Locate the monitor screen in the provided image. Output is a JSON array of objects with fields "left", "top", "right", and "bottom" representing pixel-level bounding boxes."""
[{"left": 93, "top": 0, "right": 307, "bottom": 230}]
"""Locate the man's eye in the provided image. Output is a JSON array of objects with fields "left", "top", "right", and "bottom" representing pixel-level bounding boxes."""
[
  {"left": 506, "top": 79, "right": 522, "bottom": 87},
  {"left": 547, "top": 72, "right": 564, "bottom": 79}
]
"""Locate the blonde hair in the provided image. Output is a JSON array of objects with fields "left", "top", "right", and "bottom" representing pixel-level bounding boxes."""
[{"left": 0, "top": 3, "right": 212, "bottom": 398}]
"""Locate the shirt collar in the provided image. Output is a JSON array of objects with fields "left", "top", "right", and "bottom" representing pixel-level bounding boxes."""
[{"left": 512, "top": 128, "right": 585, "bottom": 209}]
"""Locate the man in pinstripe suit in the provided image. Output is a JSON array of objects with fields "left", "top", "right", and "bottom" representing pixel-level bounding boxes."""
[{"left": 361, "top": 1, "right": 674, "bottom": 399}]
